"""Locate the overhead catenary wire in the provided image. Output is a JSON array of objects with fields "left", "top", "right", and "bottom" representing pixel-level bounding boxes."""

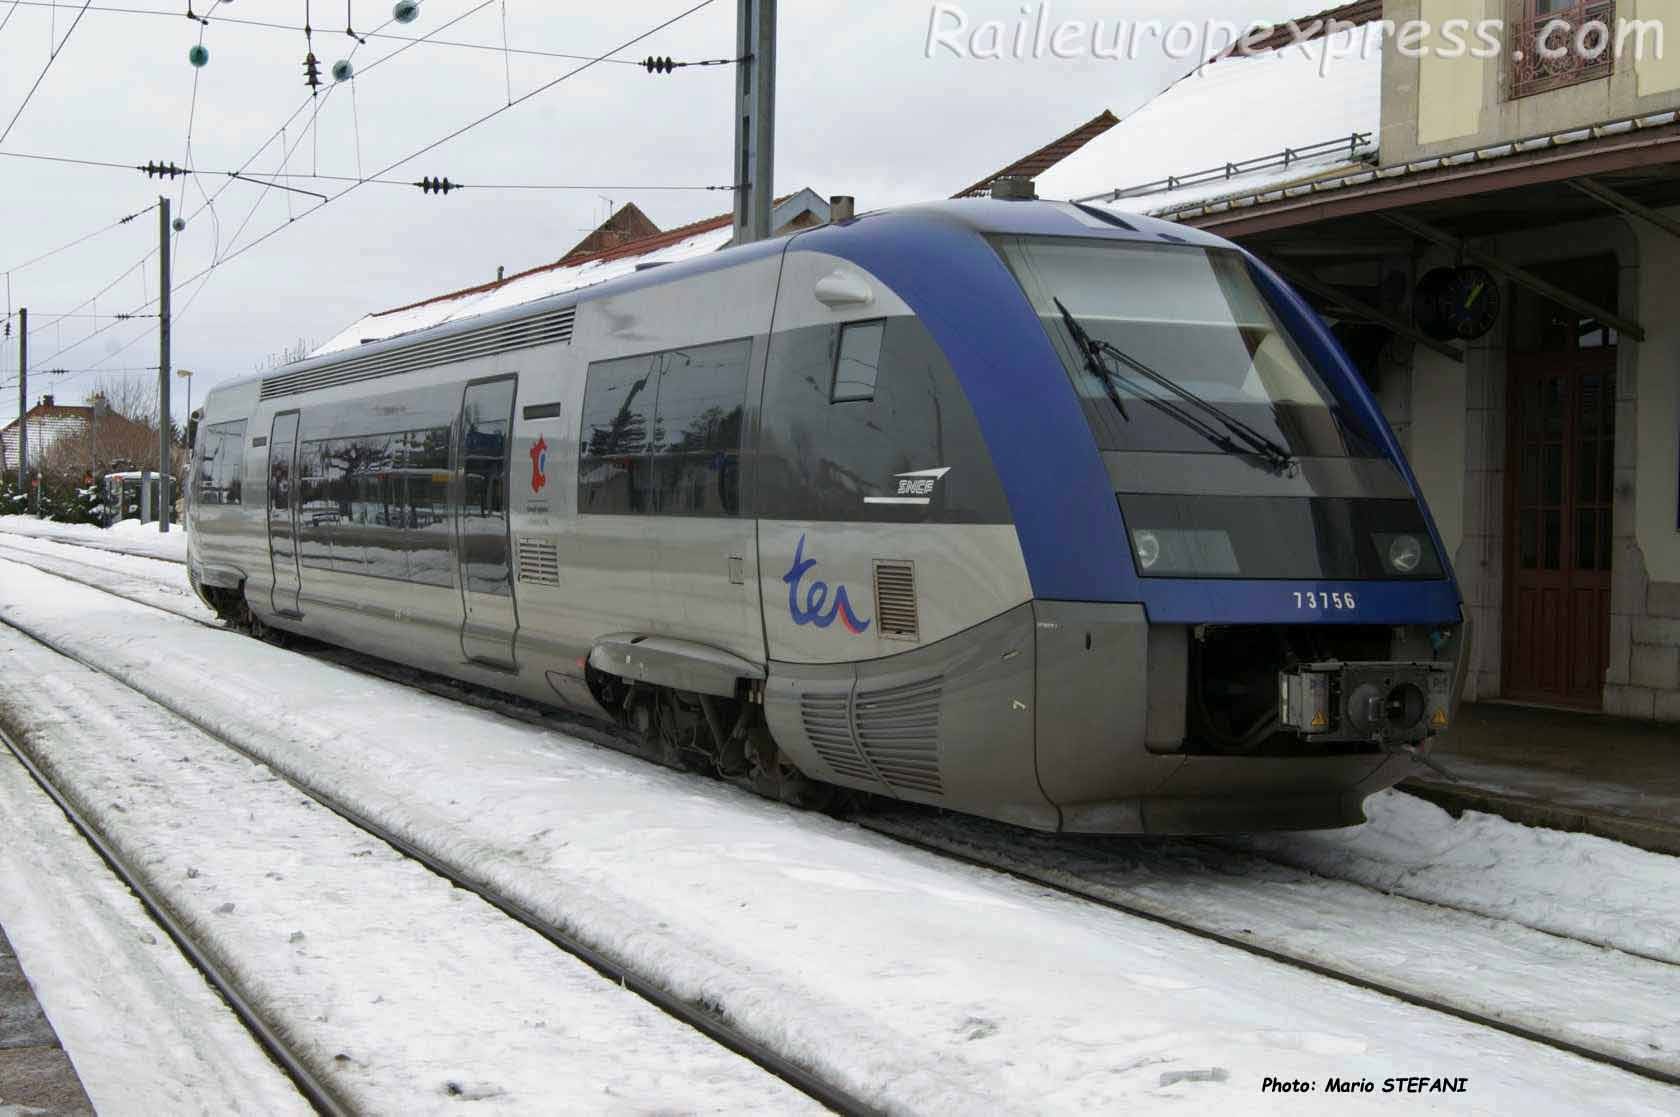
[
  {"left": 1, "top": 1, "right": 672, "bottom": 68},
  {"left": 0, "top": 203, "right": 155, "bottom": 277},
  {"left": 21, "top": 0, "right": 725, "bottom": 394},
  {"left": 0, "top": 1, "right": 94, "bottom": 147}
]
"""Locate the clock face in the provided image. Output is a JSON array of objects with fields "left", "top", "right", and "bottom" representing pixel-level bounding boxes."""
[{"left": 1415, "top": 266, "right": 1500, "bottom": 342}]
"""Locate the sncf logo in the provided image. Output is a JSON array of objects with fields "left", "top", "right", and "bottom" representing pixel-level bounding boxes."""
[
  {"left": 529, "top": 436, "right": 549, "bottom": 494},
  {"left": 784, "top": 534, "right": 870, "bottom": 634}
]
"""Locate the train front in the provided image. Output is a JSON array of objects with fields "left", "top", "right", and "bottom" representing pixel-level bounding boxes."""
[{"left": 827, "top": 201, "right": 1469, "bottom": 834}]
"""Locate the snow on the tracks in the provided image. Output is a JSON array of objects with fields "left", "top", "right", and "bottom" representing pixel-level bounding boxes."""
[
  {"left": 877, "top": 810, "right": 1680, "bottom": 1074},
  {"left": 0, "top": 533, "right": 214, "bottom": 622},
  {"left": 0, "top": 749, "right": 310, "bottom": 1115},
  {"left": 0, "top": 516, "right": 187, "bottom": 563},
  {"left": 0, "top": 623, "right": 814, "bottom": 1115},
  {"left": 2, "top": 561, "right": 1677, "bottom": 1114},
  {"left": 1236, "top": 790, "right": 1680, "bottom": 966}
]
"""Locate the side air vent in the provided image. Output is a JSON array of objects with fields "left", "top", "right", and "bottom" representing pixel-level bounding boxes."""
[
  {"left": 873, "top": 560, "right": 919, "bottom": 641},
  {"left": 260, "top": 305, "right": 577, "bottom": 401},
  {"left": 515, "top": 536, "right": 561, "bottom": 586},
  {"left": 856, "top": 676, "right": 943, "bottom": 795},
  {"left": 800, "top": 693, "right": 877, "bottom": 784}
]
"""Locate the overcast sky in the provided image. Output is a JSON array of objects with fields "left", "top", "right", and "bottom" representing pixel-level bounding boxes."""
[{"left": 0, "top": 0, "right": 1298, "bottom": 418}]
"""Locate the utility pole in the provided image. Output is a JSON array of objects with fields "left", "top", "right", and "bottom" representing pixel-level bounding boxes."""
[
  {"left": 15, "top": 307, "right": 24, "bottom": 501},
  {"left": 732, "top": 0, "right": 776, "bottom": 244},
  {"left": 158, "top": 196, "right": 172, "bottom": 533}
]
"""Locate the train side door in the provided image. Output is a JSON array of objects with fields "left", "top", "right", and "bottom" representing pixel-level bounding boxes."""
[
  {"left": 267, "top": 410, "right": 303, "bottom": 616},
  {"left": 455, "top": 377, "right": 519, "bottom": 668}
]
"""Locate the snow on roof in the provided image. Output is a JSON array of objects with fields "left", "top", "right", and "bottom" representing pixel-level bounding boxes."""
[
  {"left": 1034, "top": 23, "right": 1384, "bottom": 219},
  {"left": 311, "top": 221, "right": 732, "bottom": 356},
  {"left": 311, "top": 189, "right": 830, "bottom": 357}
]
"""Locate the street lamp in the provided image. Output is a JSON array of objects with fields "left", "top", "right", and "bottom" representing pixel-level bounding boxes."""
[{"left": 176, "top": 367, "right": 194, "bottom": 425}]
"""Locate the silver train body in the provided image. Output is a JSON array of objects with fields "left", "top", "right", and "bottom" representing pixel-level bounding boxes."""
[{"left": 188, "top": 200, "right": 1470, "bottom": 834}]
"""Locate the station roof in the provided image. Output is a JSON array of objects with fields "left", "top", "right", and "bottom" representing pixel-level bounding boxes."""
[{"left": 1035, "top": 21, "right": 1385, "bottom": 219}]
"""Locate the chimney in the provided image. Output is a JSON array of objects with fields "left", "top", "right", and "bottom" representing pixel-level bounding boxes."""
[
  {"left": 41, "top": 394, "right": 54, "bottom": 408},
  {"left": 829, "top": 196, "right": 856, "bottom": 223}
]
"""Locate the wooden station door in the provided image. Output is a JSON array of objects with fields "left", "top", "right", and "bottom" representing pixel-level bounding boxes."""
[{"left": 1503, "top": 349, "right": 1616, "bottom": 708}]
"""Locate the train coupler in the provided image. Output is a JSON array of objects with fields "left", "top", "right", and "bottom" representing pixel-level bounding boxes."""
[{"left": 1278, "top": 661, "right": 1455, "bottom": 746}]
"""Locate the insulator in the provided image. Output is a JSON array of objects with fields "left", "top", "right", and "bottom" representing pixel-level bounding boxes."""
[
  {"left": 303, "top": 51, "right": 322, "bottom": 89},
  {"left": 187, "top": 44, "right": 210, "bottom": 68},
  {"left": 172, "top": 217, "right": 187, "bottom": 233},
  {"left": 642, "top": 55, "right": 676, "bottom": 74},
  {"left": 393, "top": 1, "right": 420, "bottom": 24},
  {"left": 331, "top": 59, "right": 354, "bottom": 82},
  {"left": 416, "top": 177, "right": 457, "bottom": 195}
]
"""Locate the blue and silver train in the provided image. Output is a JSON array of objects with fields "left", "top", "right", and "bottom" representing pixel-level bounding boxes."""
[{"left": 187, "top": 195, "right": 1469, "bottom": 833}]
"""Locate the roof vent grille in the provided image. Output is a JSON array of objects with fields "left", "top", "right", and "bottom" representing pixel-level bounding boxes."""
[
  {"left": 260, "top": 305, "right": 576, "bottom": 401},
  {"left": 873, "top": 560, "right": 919, "bottom": 641}
]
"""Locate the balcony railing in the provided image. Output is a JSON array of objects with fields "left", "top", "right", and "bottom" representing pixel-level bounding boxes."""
[{"left": 1512, "top": 1, "right": 1617, "bottom": 99}]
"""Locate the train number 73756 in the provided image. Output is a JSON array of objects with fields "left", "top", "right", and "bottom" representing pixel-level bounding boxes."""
[{"left": 1294, "top": 591, "right": 1357, "bottom": 611}]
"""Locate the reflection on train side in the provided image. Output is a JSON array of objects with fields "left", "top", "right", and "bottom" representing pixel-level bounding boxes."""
[{"left": 296, "top": 426, "right": 454, "bottom": 586}]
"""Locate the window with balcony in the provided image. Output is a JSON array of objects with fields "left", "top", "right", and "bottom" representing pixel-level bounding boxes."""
[{"left": 1512, "top": 0, "right": 1616, "bottom": 99}]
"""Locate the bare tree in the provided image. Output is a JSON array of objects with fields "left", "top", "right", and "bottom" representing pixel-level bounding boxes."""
[{"left": 91, "top": 374, "right": 160, "bottom": 425}]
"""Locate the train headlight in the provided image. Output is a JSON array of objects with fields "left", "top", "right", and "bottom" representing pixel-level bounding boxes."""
[
  {"left": 1387, "top": 534, "right": 1423, "bottom": 574},
  {"left": 1133, "top": 530, "right": 1160, "bottom": 571}
]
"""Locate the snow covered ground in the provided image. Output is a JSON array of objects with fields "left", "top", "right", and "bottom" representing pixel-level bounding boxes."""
[
  {"left": 0, "top": 748, "right": 310, "bottom": 1116},
  {"left": 0, "top": 532, "right": 212, "bottom": 623},
  {"left": 875, "top": 809, "right": 1680, "bottom": 1075},
  {"left": 1, "top": 557, "right": 1677, "bottom": 1114},
  {"left": 0, "top": 624, "right": 812, "bottom": 1115},
  {"left": 0, "top": 516, "right": 187, "bottom": 563},
  {"left": 1237, "top": 793, "right": 1680, "bottom": 966}
]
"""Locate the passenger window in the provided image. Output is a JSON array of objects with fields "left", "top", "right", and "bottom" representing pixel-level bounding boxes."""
[
  {"left": 831, "top": 320, "right": 884, "bottom": 403},
  {"left": 578, "top": 353, "right": 658, "bottom": 515},
  {"left": 579, "top": 338, "right": 750, "bottom": 517},
  {"left": 649, "top": 339, "right": 750, "bottom": 516},
  {"left": 195, "top": 428, "right": 220, "bottom": 505},
  {"left": 216, "top": 421, "right": 246, "bottom": 505}
]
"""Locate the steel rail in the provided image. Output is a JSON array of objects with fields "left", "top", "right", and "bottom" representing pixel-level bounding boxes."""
[
  {"left": 0, "top": 720, "right": 351, "bottom": 1117},
  {"left": 860, "top": 815, "right": 1680, "bottom": 1090},
  {"left": 0, "top": 563, "right": 878, "bottom": 1116}
]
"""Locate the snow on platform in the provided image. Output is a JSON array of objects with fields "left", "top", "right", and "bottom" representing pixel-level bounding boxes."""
[
  {"left": 2, "top": 558, "right": 1678, "bottom": 1114},
  {"left": 1036, "top": 24, "right": 1384, "bottom": 218}
]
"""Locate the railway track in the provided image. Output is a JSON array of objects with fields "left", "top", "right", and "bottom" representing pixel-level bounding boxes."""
[
  {"left": 0, "top": 552, "right": 876, "bottom": 1115},
  {"left": 3, "top": 533, "right": 1679, "bottom": 1095},
  {"left": 0, "top": 720, "right": 348, "bottom": 1117}
]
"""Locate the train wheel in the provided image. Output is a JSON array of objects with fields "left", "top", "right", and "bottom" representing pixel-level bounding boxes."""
[{"left": 746, "top": 728, "right": 833, "bottom": 811}]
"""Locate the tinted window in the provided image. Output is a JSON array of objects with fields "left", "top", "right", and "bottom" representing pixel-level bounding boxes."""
[
  {"left": 194, "top": 420, "right": 246, "bottom": 506},
  {"left": 579, "top": 338, "right": 749, "bottom": 516},
  {"left": 460, "top": 379, "right": 516, "bottom": 597},
  {"left": 650, "top": 340, "right": 749, "bottom": 516},
  {"left": 294, "top": 424, "right": 453, "bottom": 587},
  {"left": 578, "top": 353, "right": 657, "bottom": 514},
  {"left": 758, "top": 317, "right": 1010, "bottom": 524},
  {"left": 831, "top": 321, "right": 883, "bottom": 403}
]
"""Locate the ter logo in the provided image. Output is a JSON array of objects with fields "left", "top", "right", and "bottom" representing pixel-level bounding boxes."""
[{"left": 529, "top": 436, "right": 549, "bottom": 494}]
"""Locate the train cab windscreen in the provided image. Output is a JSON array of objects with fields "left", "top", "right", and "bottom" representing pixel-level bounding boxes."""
[{"left": 994, "top": 235, "right": 1442, "bottom": 581}]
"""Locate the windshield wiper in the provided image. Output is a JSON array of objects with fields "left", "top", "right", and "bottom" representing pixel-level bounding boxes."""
[
  {"left": 1052, "top": 299, "right": 1297, "bottom": 474},
  {"left": 1054, "top": 298, "right": 1128, "bottom": 422}
]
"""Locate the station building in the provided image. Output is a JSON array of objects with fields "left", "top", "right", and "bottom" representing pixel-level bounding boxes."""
[{"left": 1035, "top": 1, "right": 1680, "bottom": 723}]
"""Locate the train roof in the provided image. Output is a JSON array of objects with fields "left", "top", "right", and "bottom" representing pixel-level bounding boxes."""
[{"left": 211, "top": 199, "right": 1231, "bottom": 401}]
